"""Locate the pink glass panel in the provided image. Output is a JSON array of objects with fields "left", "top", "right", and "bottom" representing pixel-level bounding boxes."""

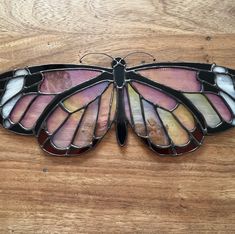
[
  {"left": 52, "top": 110, "right": 84, "bottom": 148},
  {"left": 206, "top": 93, "right": 232, "bottom": 122},
  {"left": 73, "top": 99, "right": 99, "bottom": 147},
  {"left": 40, "top": 70, "right": 102, "bottom": 94},
  {"left": 131, "top": 82, "right": 177, "bottom": 110},
  {"left": 63, "top": 82, "right": 109, "bottom": 112},
  {"left": 46, "top": 106, "right": 69, "bottom": 134},
  {"left": 95, "top": 85, "right": 113, "bottom": 137},
  {"left": 20, "top": 95, "right": 54, "bottom": 129},
  {"left": 138, "top": 68, "right": 201, "bottom": 92},
  {"left": 10, "top": 94, "right": 36, "bottom": 123}
]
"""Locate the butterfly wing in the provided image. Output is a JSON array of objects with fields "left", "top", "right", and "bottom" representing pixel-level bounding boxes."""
[
  {"left": 125, "top": 63, "right": 235, "bottom": 155},
  {"left": 0, "top": 64, "right": 116, "bottom": 156}
]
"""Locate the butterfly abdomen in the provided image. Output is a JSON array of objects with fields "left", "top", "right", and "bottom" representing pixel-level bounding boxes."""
[
  {"left": 112, "top": 58, "right": 128, "bottom": 146},
  {"left": 116, "top": 88, "right": 127, "bottom": 146}
]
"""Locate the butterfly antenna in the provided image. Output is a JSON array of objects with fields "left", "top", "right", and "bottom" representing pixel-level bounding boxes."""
[
  {"left": 123, "top": 52, "right": 156, "bottom": 62},
  {"left": 79, "top": 53, "right": 114, "bottom": 63}
]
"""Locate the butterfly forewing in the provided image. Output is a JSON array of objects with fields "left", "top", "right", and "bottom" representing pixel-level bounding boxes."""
[
  {"left": 0, "top": 65, "right": 112, "bottom": 135},
  {"left": 130, "top": 65, "right": 235, "bottom": 130}
]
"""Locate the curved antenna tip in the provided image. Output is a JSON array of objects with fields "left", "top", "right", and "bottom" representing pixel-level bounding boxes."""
[
  {"left": 79, "top": 52, "right": 114, "bottom": 64},
  {"left": 124, "top": 51, "right": 156, "bottom": 62}
]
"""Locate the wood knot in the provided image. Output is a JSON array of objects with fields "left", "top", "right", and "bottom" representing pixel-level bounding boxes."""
[{"left": 205, "top": 36, "right": 212, "bottom": 41}]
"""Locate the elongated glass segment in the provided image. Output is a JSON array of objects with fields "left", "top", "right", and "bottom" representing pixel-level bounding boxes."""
[
  {"left": 184, "top": 93, "right": 221, "bottom": 128},
  {"left": 2, "top": 94, "right": 21, "bottom": 119},
  {"left": 63, "top": 82, "right": 109, "bottom": 112},
  {"left": 20, "top": 95, "right": 54, "bottom": 129},
  {"left": 124, "top": 87, "right": 132, "bottom": 124},
  {"left": 220, "top": 92, "right": 235, "bottom": 125},
  {"left": 137, "top": 68, "right": 200, "bottom": 92},
  {"left": 173, "top": 104, "right": 195, "bottom": 131},
  {"left": 46, "top": 106, "right": 69, "bottom": 134},
  {"left": 40, "top": 70, "right": 102, "bottom": 94},
  {"left": 143, "top": 100, "right": 169, "bottom": 146},
  {"left": 95, "top": 85, "right": 113, "bottom": 137},
  {"left": 73, "top": 99, "right": 99, "bottom": 147},
  {"left": 206, "top": 94, "right": 232, "bottom": 123},
  {"left": 128, "top": 84, "right": 146, "bottom": 136},
  {"left": 52, "top": 110, "right": 84, "bottom": 148},
  {"left": 110, "top": 88, "right": 116, "bottom": 122},
  {"left": 131, "top": 82, "right": 177, "bottom": 110},
  {"left": 10, "top": 94, "right": 37, "bottom": 123},
  {"left": 158, "top": 108, "right": 189, "bottom": 145}
]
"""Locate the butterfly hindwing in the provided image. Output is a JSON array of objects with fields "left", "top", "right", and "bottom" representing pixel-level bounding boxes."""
[
  {"left": 123, "top": 81, "right": 204, "bottom": 155},
  {"left": 37, "top": 82, "right": 116, "bottom": 156}
]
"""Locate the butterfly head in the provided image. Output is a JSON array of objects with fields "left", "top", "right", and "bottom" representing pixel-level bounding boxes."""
[{"left": 111, "top": 57, "right": 126, "bottom": 68}]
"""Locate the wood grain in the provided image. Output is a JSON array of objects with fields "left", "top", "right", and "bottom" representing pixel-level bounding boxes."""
[{"left": 0, "top": 0, "right": 235, "bottom": 233}]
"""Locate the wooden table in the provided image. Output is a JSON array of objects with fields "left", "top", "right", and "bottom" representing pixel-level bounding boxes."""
[{"left": 0, "top": 0, "right": 235, "bottom": 233}]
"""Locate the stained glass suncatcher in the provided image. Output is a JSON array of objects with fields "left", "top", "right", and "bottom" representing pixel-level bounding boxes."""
[{"left": 0, "top": 55, "right": 235, "bottom": 156}]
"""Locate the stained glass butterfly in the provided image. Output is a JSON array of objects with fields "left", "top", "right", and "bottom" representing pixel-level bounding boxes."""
[{"left": 0, "top": 52, "right": 235, "bottom": 156}]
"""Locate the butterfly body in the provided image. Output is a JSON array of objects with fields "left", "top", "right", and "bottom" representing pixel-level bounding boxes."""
[
  {"left": 0, "top": 57, "right": 235, "bottom": 156},
  {"left": 112, "top": 57, "right": 128, "bottom": 145}
]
